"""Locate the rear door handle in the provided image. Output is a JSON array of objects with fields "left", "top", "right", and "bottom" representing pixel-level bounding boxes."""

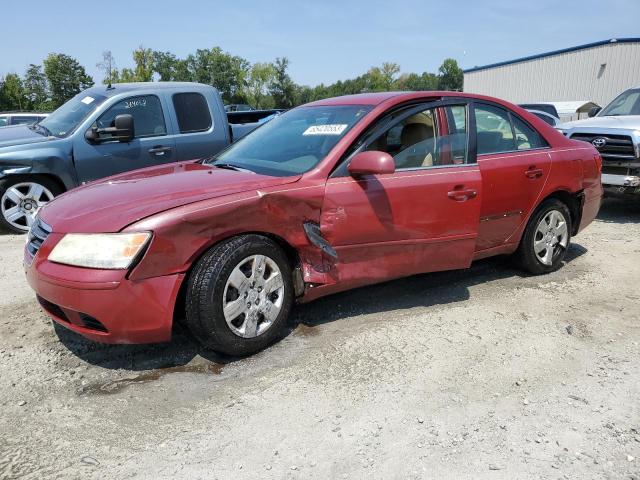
[
  {"left": 148, "top": 145, "right": 172, "bottom": 156},
  {"left": 447, "top": 187, "right": 477, "bottom": 202},
  {"left": 525, "top": 167, "right": 544, "bottom": 179}
]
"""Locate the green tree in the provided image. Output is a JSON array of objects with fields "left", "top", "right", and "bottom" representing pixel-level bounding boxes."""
[
  {"left": 23, "top": 64, "right": 49, "bottom": 109},
  {"left": 152, "top": 51, "right": 179, "bottom": 81},
  {"left": 363, "top": 62, "right": 400, "bottom": 91},
  {"left": 0, "top": 74, "right": 27, "bottom": 110},
  {"left": 185, "top": 47, "right": 250, "bottom": 103},
  {"left": 247, "top": 62, "right": 276, "bottom": 109},
  {"left": 394, "top": 71, "right": 439, "bottom": 91},
  {"left": 269, "top": 57, "right": 296, "bottom": 108},
  {"left": 438, "top": 58, "right": 463, "bottom": 91},
  {"left": 43, "top": 53, "right": 94, "bottom": 108},
  {"left": 131, "top": 46, "right": 155, "bottom": 82},
  {"left": 172, "top": 59, "right": 192, "bottom": 82}
]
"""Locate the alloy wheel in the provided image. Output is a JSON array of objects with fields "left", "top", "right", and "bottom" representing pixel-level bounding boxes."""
[
  {"left": 533, "top": 209, "right": 569, "bottom": 266},
  {"left": 222, "top": 254, "right": 285, "bottom": 338},
  {"left": 1, "top": 182, "right": 54, "bottom": 232}
]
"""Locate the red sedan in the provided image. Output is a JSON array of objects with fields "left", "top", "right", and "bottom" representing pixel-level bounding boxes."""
[{"left": 24, "top": 92, "right": 602, "bottom": 356}]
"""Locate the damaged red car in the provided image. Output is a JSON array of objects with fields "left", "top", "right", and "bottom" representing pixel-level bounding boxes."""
[{"left": 25, "top": 92, "right": 602, "bottom": 356}]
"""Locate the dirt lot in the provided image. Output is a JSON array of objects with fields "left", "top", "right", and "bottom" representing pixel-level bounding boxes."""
[{"left": 1, "top": 198, "right": 639, "bottom": 480}]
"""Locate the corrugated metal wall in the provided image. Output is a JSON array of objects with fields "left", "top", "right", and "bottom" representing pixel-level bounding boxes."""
[{"left": 463, "top": 42, "right": 640, "bottom": 107}]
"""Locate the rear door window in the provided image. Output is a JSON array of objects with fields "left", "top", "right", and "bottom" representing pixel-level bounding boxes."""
[
  {"left": 512, "top": 116, "right": 547, "bottom": 150},
  {"left": 172, "top": 93, "right": 212, "bottom": 133},
  {"left": 475, "top": 105, "right": 515, "bottom": 154}
]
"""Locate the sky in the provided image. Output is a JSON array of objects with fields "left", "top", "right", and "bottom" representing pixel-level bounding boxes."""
[{"left": 1, "top": 0, "right": 639, "bottom": 86}]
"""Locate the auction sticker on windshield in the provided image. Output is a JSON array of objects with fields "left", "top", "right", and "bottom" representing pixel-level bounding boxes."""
[
  {"left": 303, "top": 124, "right": 348, "bottom": 136},
  {"left": 81, "top": 96, "right": 95, "bottom": 105}
]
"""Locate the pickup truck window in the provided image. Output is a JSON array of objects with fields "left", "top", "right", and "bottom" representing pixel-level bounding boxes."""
[
  {"left": 211, "top": 105, "right": 371, "bottom": 177},
  {"left": 96, "top": 95, "right": 166, "bottom": 138},
  {"left": 599, "top": 88, "right": 640, "bottom": 116},
  {"left": 39, "top": 93, "right": 108, "bottom": 138},
  {"left": 172, "top": 93, "right": 212, "bottom": 133}
]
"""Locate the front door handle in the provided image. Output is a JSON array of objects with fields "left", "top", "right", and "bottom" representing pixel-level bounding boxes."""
[
  {"left": 447, "top": 187, "right": 477, "bottom": 202},
  {"left": 148, "top": 145, "right": 172, "bottom": 156},
  {"left": 525, "top": 166, "right": 544, "bottom": 179}
]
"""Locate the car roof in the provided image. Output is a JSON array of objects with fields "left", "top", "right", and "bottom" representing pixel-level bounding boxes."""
[
  {"left": 305, "top": 91, "right": 502, "bottom": 107},
  {"left": 84, "top": 81, "right": 217, "bottom": 97}
]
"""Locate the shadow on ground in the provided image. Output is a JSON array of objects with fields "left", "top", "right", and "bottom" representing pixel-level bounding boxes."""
[
  {"left": 293, "top": 243, "right": 587, "bottom": 327},
  {"left": 55, "top": 241, "right": 588, "bottom": 371},
  {"left": 597, "top": 196, "right": 640, "bottom": 224},
  {"left": 54, "top": 322, "right": 230, "bottom": 371}
]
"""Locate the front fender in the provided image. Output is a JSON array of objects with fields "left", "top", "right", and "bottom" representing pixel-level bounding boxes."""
[
  {"left": 125, "top": 180, "right": 328, "bottom": 284},
  {"left": 0, "top": 146, "right": 77, "bottom": 189}
]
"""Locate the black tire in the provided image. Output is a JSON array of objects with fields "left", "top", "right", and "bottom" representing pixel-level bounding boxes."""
[
  {"left": 514, "top": 198, "right": 572, "bottom": 275},
  {"left": 0, "top": 175, "right": 62, "bottom": 234},
  {"left": 184, "top": 234, "right": 294, "bottom": 356}
]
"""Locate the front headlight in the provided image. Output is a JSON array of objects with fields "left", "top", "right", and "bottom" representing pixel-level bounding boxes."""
[{"left": 48, "top": 232, "right": 151, "bottom": 269}]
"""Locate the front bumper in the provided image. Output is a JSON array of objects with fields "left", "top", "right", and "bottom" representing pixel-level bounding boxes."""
[
  {"left": 602, "top": 173, "right": 640, "bottom": 195},
  {"left": 25, "top": 249, "right": 185, "bottom": 344}
]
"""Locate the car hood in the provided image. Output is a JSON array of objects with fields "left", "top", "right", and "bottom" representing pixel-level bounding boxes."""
[
  {"left": 0, "top": 124, "right": 54, "bottom": 148},
  {"left": 560, "top": 115, "right": 640, "bottom": 130},
  {"left": 40, "top": 161, "right": 301, "bottom": 233}
]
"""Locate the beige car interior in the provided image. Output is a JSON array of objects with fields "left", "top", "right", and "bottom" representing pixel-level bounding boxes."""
[
  {"left": 398, "top": 111, "right": 436, "bottom": 167},
  {"left": 367, "top": 110, "right": 437, "bottom": 168}
]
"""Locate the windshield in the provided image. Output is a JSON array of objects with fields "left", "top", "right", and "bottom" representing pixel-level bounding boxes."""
[
  {"left": 210, "top": 105, "right": 372, "bottom": 176},
  {"left": 39, "top": 92, "right": 108, "bottom": 137},
  {"left": 600, "top": 89, "right": 640, "bottom": 116}
]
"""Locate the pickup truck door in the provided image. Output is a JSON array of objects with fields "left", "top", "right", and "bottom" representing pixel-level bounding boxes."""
[
  {"left": 320, "top": 102, "right": 482, "bottom": 286},
  {"left": 72, "top": 94, "right": 176, "bottom": 183},
  {"left": 473, "top": 103, "right": 552, "bottom": 251}
]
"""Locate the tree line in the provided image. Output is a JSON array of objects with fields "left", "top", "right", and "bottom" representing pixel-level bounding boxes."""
[{"left": 0, "top": 46, "right": 463, "bottom": 112}]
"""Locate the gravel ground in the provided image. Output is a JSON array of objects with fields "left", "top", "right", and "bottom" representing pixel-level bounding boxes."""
[{"left": 1, "top": 198, "right": 639, "bottom": 480}]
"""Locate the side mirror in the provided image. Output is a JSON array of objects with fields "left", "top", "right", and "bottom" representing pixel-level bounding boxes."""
[
  {"left": 588, "top": 106, "right": 601, "bottom": 118},
  {"left": 85, "top": 114, "right": 135, "bottom": 143},
  {"left": 113, "top": 114, "right": 134, "bottom": 142},
  {"left": 348, "top": 151, "right": 395, "bottom": 176}
]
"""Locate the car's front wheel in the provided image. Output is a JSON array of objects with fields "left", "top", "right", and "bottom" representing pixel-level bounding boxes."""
[
  {"left": 515, "top": 198, "right": 572, "bottom": 274},
  {"left": 185, "top": 235, "right": 294, "bottom": 356},
  {"left": 0, "top": 176, "right": 60, "bottom": 233}
]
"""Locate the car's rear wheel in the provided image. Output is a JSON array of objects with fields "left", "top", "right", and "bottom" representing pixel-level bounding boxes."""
[
  {"left": 185, "top": 235, "right": 294, "bottom": 356},
  {"left": 0, "top": 176, "right": 60, "bottom": 234},
  {"left": 515, "top": 198, "right": 572, "bottom": 275}
]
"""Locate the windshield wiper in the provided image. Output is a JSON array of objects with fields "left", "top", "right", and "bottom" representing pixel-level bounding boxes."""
[
  {"left": 213, "top": 163, "right": 255, "bottom": 173},
  {"left": 30, "top": 123, "right": 52, "bottom": 136}
]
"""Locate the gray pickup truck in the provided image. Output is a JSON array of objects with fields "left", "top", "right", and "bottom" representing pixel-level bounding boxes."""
[
  {"left": 559, "top": 86, "right": 640, "bottom": 197},
  {"left": 0, "top": 82, "right": 279, "bottom": 233}
]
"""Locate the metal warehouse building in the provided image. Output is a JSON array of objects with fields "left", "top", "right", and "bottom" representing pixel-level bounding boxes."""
[{"left": 463, "top": 38, "right": 640, "bottom": 116}]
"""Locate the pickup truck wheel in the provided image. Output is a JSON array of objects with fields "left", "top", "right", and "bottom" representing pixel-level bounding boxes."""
[
  {"left": 515, "top": 199, "right": 572, "bottom": 275},
  {"left": 0, "top": 176, "right": 60, "bottom": 234},
  {"left": 185, "top": 235, "right": 294, "bottom": 356}
]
